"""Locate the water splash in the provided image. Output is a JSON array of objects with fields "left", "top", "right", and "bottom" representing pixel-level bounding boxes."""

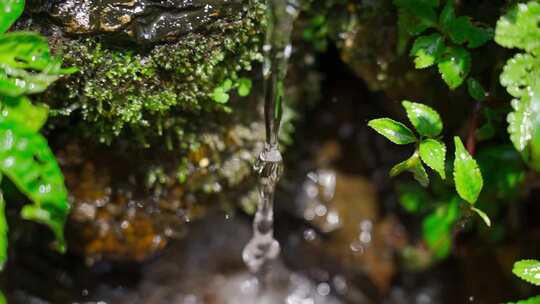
[{"left": 242, "top": 0, "right": 300, "bottom": 273}]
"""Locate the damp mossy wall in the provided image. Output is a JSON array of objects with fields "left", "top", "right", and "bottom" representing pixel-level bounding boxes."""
[{"left": 45, "top": 0, "right": 266, "bottom": 148}]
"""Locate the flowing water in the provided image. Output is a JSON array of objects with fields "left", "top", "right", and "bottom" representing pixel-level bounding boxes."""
[{"left": 242, "top": 0, "right": 300, "bottom": 274}]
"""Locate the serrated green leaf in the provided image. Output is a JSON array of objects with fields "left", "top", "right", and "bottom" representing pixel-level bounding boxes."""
[
  {"left": 506, "top": 76, "right": 540, "bottom": 167},
  {"left": 495, "top": 2, "right": 540, "bottom": 55},
  {"left": 394, "top": 0, "right": 438, "bottom": 28},
  {"left": 500, "top": 53, "right": 539, "bottom": 98},
  {"left": 402, "top": 100, "right": 443, "bottom": 137},
  {"left": 512, "top": 259, "right": 540, "bottom": 286},
  {"left": 439, "top": 0, "right": 455, "bottom": 32},
  {"left": 467, "top": 78, "right": 487, "bottom": 102},
  {"left": 422, "top": 198, "right": 460, "bottom": 259},
  {"left": 465, "top": 26, "right": 493, "bottom": 49},
  {"left": 444, "top": 11, "right": 493, "bottom": 49},
  {"left": 507, "top": 295, "right": 540, "bottom": 304},
  {"left": 0, "top": 95, "right": 48, "bottom": 132},
  {"left": 390, "top": 151, "right": 429, "bottom": 187},
  {"left": 397, "top": 11, "right": 431, "bottom": 39},
  {"left": 530, "top": 121, "right": 540, "bottom": 171},
  {"left": 438, "top": 47, "right": 471, "bottom": 89},
  {"left": 508, "top": 96, "right": 534, "bottom": 152},
  {"left": 0, "top": 0, "right": 25, "bottom": 34},
  {"left": 419, "top": 139, "right": 446, "bottom": 179},
  {"left": 410, "top": 33, "right": 445, "bottom": 69},
  {"left": 0, "top": 191, "right": 6, "bottom": 270},
  {"left": 0, "top": 121, "right": 69, "bottom": 250},
  {"left": 368, "top": 118, "right": 417, "bottom": 145},
  {"left": 446, "top": 16, "right": 471, "bottom": 45},
  {"left": 471, "top": 206, "right": 491, "bottom": 227},
  {"left": 502, "top": 53, "right": 540, "bottom": 171},
  {"left": 453, "top": 137, "right": 483, "bottom": 204}
]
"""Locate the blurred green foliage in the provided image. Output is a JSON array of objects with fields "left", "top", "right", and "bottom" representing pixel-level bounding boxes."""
[
  {"left": 0, "top": 0, "right": 73, "bottom": 270},
  {"left": 395, "top": 0, "right": 492, "bottom": 93}
]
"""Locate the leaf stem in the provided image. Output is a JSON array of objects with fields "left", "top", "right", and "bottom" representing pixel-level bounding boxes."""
[{"left": 466, "top": 101, "right": 482, "bottom": 155}]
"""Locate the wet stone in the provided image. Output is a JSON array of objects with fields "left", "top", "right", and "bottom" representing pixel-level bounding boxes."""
[{"left": 27, "top": 0, "right": 243, "bottom": 45}]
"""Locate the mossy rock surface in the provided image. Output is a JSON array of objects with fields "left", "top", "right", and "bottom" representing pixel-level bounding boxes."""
[
  {"left": 20, "top": 0, "right": 267, "bottom": 148},
  {"left": 9, "top": 0, "right": 270, "bottom": 261}
]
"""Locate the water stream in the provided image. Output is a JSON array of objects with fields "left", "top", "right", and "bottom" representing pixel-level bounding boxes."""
[{"left": 242, "top": 0, "right": 300, "bottom": 274}]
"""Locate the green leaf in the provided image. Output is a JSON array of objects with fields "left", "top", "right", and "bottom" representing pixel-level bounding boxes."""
[
  {"left": 440, "top": 3, "right": 493, "bottom": 49},
  {"left": 495, "top": 2, "right": 540, "bottom": 55},
  {"left": 467, "top": 78, "right": 487, "bottom": 102},
  {"left": 506, "top": 77, "right": 540, "bottom": 167},
  {"left": 465, "top": 25, "right": 493, "bottom": 49},
  {"left": 437, "top": 47, "right": 471, "bottom": 89},
  {"left": 477, "top": 145, "right": 525, "bottom": 198},
  {"left": 439, "top": 0, "right": 455, "bottom": 33},
  {"left": 390, "top": 151, "right": 429, "bottom": 187},
  {"left": 397, "top": 11, "right": 432, "bottom": 39},
  {"left": 422, "top": 198, "right": 460, "bottom": 259},
  {"left": 0, "top": 0, "right": 25, "bottom": 34},
  {"left": 368, "top": 118, "right": 417, "bottom": 145},
  {"left": 0, "top": 95, "right": 48, "bottom": 132},
  {"left": 419, "top": 139, "right": 446, "bottom": 179},
  {"left": 507, "top": 295, "right": 540, "bottom": 304},
  {"left": 500, "top": 53, "right": 539, "bottom": 98},
  {"left": 0, "top": 32, "right": 76, "bottom": 97},
  {"left": 471, "top": 206, "right": 491, "bottom": 227},
  {"left": 453, "top": 136, "right": 483, "bottom": 204},
  {"left": 446, "top": 16, "right": 471, "bottom": 45},
  {"left": 394, "top": 0, "right": 438, "bottom": 29},
  {"left": 502, "top": 54, "right": 540, "bottom": 170},
  {"left": 0, "top": 121, "right": 69, "bottom": 250},
  {"left": 397, "top": 182, "right": 431, "bottom": 213},
  {"left": 420, "top": 0, "right": 439, "bottom": 7},
  {"left": 410, "top": 33, "right": 445, "bottom": 69},
  {"left": 0, "top": 291, "right": 5, "bottom": 304},
  {"left": 237, "top": 78, "right": 252, "bottom": 97},
  {"left": 211, "top": 87, "right": 230, "bottom": 104},
  {"left": 512, "top": 259, "right": 540, "bottom": 286},
  {"left": 529, "top": 116, "right": 540, "bottom": 171},
  {"left": 402, "top": 100, "right": 443, "bottom": 137},
  {"left": 222, "top": 79, "right": 233, "bottom": 91},
  {"left": 0, "top": 191, "right": 7, "bottom": 270},
  {"left": 508, "top": 96, "right": 534, "bottom": 152}
]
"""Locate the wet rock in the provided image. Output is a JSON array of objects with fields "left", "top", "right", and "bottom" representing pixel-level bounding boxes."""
[
  {"left": 12, "top": 0, "right": 270, "bottom": 148},
  {"left": 27, "top": 0, "right": 243, "bottom": 45},
  {"left": 10, "top": 0, "right": 320, "bottom": 264},
  {"left": 54, "top": 106, "right": 266, "bottom": 263}
]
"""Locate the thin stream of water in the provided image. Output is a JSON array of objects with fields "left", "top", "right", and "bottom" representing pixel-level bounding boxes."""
[{"left": 242, "top": 0, "right": 300, "bottom": 274}]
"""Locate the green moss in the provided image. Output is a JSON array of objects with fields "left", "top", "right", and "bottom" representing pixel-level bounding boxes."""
[{"left": 50, "top": 0, "right": 266, "bottom": 147}]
